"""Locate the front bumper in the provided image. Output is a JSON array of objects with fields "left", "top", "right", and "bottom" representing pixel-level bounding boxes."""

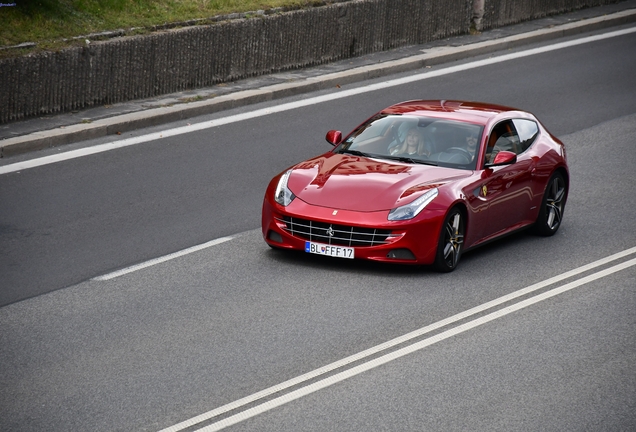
[{"left": 261, "top": 197, "right": 446, "bottom": 265}]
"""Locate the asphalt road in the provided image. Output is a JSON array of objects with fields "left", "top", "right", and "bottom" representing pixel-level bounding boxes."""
[{"left": 1, "top": 25, "right": 635, "bottom": 432}]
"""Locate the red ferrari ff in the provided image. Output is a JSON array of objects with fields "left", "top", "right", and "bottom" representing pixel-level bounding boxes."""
[{"left": 262, "top": 100, "right": 568, "bottom": 271}]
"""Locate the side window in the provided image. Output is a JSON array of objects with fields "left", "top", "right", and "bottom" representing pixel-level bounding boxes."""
[
  {"left": 511, "top": 119, "right": 539, "bottom": 153},
  {"left": 485, "top": 120, "right": 521, "bottom": 163}
]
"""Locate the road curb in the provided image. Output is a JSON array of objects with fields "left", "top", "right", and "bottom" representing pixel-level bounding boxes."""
[{"left": 1, "top": 8, "right": 635, "bottom": 158}]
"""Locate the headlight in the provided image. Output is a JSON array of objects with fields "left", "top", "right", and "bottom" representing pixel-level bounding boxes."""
[
  {"left": 274, "top": 170, "right": 295, "bottom": 206},
  {"left": 388, "top": 188, "right": 438, "bottom": 221}
]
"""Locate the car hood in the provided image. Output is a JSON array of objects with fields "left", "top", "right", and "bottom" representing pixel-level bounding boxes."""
[{"left": 287, "top": 153, "right": 471, "bottom": 212}]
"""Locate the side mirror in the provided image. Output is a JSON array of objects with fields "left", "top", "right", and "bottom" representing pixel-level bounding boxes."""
[
  {"left": 485, "top": 150, "right": 517, "bottom": 167},
  {"left": 325, "top": 130, "right": 342, "bottom": 146}
]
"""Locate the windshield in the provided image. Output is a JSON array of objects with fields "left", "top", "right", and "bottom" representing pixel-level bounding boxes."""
[{"left": 334, "top": 114, "right": 484, "bottom": 170}]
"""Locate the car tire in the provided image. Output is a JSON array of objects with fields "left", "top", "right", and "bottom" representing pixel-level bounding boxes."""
[
  {"left": 434, "top": 208, "right": 465, "bottom": 272},
  {"left": 534, "top": 171, "right": 567, "bottom": 237}
]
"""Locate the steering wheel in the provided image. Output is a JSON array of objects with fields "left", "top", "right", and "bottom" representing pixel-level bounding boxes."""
[
  {"left": 437, "top": 147, "right": 471, "bottom": 164},
  {"left": 445, "top": 147, "right": 472, "bottom": 159}
]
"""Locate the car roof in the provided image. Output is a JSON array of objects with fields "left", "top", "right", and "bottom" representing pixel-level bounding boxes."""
[{"left": 381, "top": 100, "right": 521, "bottom": 125}]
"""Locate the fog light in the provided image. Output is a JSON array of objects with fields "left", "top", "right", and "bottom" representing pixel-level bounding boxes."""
[
  {"left": 387, "top": 249, "right": 416, "bottom": 260},
  {"left": 268, "top": 230, "right": 283, "bottom": 243}
]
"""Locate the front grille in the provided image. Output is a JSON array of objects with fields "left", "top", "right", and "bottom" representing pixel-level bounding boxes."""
[{"left": 279, "top": 216, "right": 391, "bottom": 247}]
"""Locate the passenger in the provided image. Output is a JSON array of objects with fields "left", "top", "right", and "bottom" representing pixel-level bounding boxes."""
[{"left": 391, "top": 127, "right": 426, "bottom": 157}]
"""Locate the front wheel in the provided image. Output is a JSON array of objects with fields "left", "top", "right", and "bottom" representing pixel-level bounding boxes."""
[
  {"left": 534, "top": 171, "right": 567, "bottom": 236},
  {"left": 434, "top": 208, "right": 465, "bottom": 272}
]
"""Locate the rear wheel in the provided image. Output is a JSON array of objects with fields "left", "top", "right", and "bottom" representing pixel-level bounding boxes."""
[
  {"left": 434, "top": 208, "right": 465, "bottom": 272},
  {"left": 534, "top": 172, "right": 567, "bottom": 236}
]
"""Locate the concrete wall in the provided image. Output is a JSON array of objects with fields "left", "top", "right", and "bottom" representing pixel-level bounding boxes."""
[
  {"left": 477, "top": 0, "right": 620, "bottom": 30},
  {"left": 0, "top": 0, "right": 620, "bottom": 124}
]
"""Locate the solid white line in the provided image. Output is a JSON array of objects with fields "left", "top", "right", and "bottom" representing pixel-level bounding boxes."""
[
  {"left": 197, "top": 257, "right": 636, "bottom": 431},
  {"left": 158, "top": 246, "right": 636, "bottom": 432},
  {"left": 2, "top": 26, "right": 635, "bottom": 176},
  {"left": 91, "top": 236, "right": 234, "bottom": 281}
]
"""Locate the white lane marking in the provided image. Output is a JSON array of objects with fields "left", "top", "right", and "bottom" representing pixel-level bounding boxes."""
[
  {"left": 2, "top": 26, "right": 636, "bottom": 177},
  {"left": 197, "top": 257, "right": 636, "bottom": 432},
  {"left": 158, "top": 246, "right": 636, "bottom": 432},
  {"left": 91, "top": 236, "right": 233, "bottom": 281},
  {"left": 197, "top": 256, "right": 636, "bottom": 431}
]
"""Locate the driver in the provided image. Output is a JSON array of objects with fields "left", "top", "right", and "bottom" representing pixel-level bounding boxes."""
[{"left": 464, "top": 132, "right": 478, "bottom": 162}]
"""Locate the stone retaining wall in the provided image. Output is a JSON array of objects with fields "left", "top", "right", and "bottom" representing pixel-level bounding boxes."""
[
  {"left": 0, "top": 0, "right": 620, "bottom": 124},
  {"left": 479, "top": 0, "right": 620, "bottom": 29}
]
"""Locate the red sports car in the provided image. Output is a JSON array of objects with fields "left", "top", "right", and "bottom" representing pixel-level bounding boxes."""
[{"left": 262, "top": 100, "right": 568, "bottom": 271}]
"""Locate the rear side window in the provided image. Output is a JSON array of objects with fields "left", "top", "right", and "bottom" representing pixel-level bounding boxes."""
[{"left": 512, "top": 119, "right": 539, "bottom": 153}]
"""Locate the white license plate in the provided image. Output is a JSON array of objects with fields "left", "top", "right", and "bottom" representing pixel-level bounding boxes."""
[{"left": 305, "top": 241, "right": 354, "bottom": 259}]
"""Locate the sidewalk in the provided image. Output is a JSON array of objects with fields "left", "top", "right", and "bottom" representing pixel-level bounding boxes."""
[{"left": 1, "top": 1, "right": 635, "bottom": 157}]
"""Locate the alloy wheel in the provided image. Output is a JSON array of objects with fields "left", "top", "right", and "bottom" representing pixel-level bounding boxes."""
[
  {"left": 545, "top": 176, "right": 566, "bottom": 230},
  {"left": 442, "top": 211, "right": 464, "bottom": 269}
]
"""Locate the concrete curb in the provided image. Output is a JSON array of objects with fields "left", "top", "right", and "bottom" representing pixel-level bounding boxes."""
[{"left": 1, "top": 8, "right": 635, "bottom": 158}]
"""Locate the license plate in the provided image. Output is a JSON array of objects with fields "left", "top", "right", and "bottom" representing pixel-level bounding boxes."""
[{"left": 305, "top": 241, "right": 354, "bottom": 259}]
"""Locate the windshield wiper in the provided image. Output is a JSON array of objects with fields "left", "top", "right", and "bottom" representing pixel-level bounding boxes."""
[
  {"left": 385, "top": 155, "right": 438, "bottom": 166},
  {"left": 340, "top": 150, "right": 438, "bottom": 166},
  {"left": 340, "top": 149, "right": 371, "bottom": 157}
]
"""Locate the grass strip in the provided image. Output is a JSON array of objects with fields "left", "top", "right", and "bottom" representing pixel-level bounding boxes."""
[{"left": 0, "top": 0, "right": 327, "bottom": 54}]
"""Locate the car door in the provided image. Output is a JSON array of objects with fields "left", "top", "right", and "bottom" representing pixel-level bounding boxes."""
[{"left": 468, "top": 119, "right": 538, "bottom": 241}]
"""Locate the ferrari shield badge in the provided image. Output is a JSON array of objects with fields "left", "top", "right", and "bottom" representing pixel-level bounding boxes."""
[{"left": 481, "top": 185, "right": 488, "bottom": 197}]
